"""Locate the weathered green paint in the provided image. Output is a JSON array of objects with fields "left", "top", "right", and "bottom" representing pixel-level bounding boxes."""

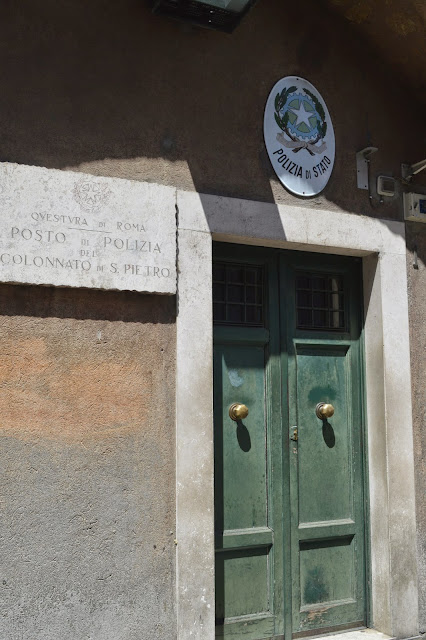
[
  {"left": 214, "top": 244, "right": 366, "bottom": 639},
  {"left": 215, "top": 344, "right": 268, "bottom": 532},
  {"left": 214, "top": 247, "right": 283, "bottom": 640},
  {"left": 283, "top": 252, "right": 366, "bottom": 634}
]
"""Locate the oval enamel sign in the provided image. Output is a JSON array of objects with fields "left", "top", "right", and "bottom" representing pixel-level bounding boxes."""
[{"left": 264, "top": 76, "right": 335, "bottom": 197}]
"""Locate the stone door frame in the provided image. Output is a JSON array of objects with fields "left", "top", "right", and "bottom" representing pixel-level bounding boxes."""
[{"left": 175, "top": 190, "right": 419, "bottom": 640}]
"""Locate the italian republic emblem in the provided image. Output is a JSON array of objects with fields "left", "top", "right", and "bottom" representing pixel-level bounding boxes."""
[
  {"left": 73, "top": 178, "right": 111, "bottom": 213},
  {"left": 274, "top": 86, "right": 327, "bottom": 156},
  {"left": 264, "top": 76, "right": 335, "bottom": 197}
]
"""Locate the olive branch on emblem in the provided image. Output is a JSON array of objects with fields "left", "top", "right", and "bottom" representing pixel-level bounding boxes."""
[
  {"left": 274, "top": 86, "right": 328, "bottom": 156},
  {"left": 274, "top": 85, "right": 297, "bottom": 134},
  {"left": 303, "top": 88, "right": 327, "bottom": 139}
]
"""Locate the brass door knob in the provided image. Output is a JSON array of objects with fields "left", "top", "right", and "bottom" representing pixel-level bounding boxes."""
[
  {"left": 316, "top": 402, "right": 335, "bottom": 420},
  {"left": 229, "top": 403, "right": 249, "bottom": 421}
]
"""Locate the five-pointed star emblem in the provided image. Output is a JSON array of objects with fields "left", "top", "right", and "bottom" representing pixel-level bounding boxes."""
[{"left": 290, "top": 99, "right": 315, "bottom": 130}]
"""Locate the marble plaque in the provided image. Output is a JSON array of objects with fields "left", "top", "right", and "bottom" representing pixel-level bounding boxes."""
[{"left": 0, "top": 163, "right": 177, "bottom": 294}]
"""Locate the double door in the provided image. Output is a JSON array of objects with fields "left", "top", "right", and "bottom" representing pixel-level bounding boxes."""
[{"left": 213, "top": 244, "right": 367, "bottom": 639}]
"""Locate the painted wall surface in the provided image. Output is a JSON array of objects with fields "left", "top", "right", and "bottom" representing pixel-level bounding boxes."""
[
  {"left": 406, "top": 225, "right": 426, "bottom": 634},
  {"left": 0, "top": 0, "right": 425, "bottom": 216},
  {"left": 0, "top": 285, "right": 176, "bottom": 640},
  {"left": 0, "top": 0, "right": 425, "bottom": 637}
]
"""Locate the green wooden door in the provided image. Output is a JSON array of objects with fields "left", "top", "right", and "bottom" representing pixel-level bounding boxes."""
[
  {"left": 214, "top": 248, "right": 284, "bottom": 640},
  {"left": 283, "top": 252, "right": 366, "bottom": 636},
  {"left": 213, "top": 244, "right": 367, "bottom": 640}
]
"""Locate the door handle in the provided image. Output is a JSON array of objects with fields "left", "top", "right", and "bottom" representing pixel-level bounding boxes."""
[
  {"left": 229, "top": 403, "right": 249, "bottom": 421},
  {"left": 316, "top": 402, "right": 335, "bottom": 420}
]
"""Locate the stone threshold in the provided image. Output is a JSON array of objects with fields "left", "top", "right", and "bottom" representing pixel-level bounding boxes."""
[
  {"left": 299, "top": 629, "right": 393, "bottom": 640},
  {"left": 318, "top": 630, "right": 424, "bottom": 640}
]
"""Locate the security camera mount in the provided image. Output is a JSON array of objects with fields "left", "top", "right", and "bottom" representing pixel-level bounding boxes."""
[{"left": 402, "top": 158, "right": 426, "bottom": 183}]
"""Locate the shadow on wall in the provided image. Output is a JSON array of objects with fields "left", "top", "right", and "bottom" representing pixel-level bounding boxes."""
[
  {"left": 1, "top": 0, "right": 424, "bottom": 352},
  {"left": 0, "top": 0, "right": 425, "bottom": 220},
  {"left": 1, "top": 0, "right": 425, "bottom": 300},
  {"left": 0, "top": 283, "right": 176, "bottom": 322}
]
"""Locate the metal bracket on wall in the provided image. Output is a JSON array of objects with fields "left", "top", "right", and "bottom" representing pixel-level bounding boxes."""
[
  {"left": 356, "top": 147, "right": 378, "bottom": 190},
  {"left": 402, "top": 157, "right": 426, "bottom": 183}
]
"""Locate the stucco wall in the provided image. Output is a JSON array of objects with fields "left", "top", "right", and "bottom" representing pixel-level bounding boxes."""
[
  {"left": 0, "top": 0, "right": 425, "bottom": 216},
  {"left": 0, "top": 285, "right": 176, "bottom": 640},
  {"left": 406, "top": 225, "right": 426, "bottom": 634}
]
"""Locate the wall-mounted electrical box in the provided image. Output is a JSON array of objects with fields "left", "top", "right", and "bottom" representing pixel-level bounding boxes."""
[
  {"left": 403, "top": 192, "right": 426, "bottom": 223},
  {"left": 377, "top": 176, "right": 396, "bottom": 198}
]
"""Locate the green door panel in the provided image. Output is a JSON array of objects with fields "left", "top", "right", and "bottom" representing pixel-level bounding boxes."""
[
  {"left": 215, "top": 616, "right": 275, "bottom": 640},
  {"left": 214, "top": 321, "right": 282, "bottom": 638},
  {"left": 214, "top": 244, "right": 367, "bottom": 640},
  {"left": 216, "top": 549, "right": 270, "bottom": 618},
  {"left": 290, "top": 341, "right": 365, "bottom": 631},
  {"left": 300, "top": 537, "right": 355, "bottom": 606},
  {"left": 215, "top": 344, "right": 268, "bottom": 532},
  {"left": 296, "top": 345, "right": 353, "bottom": 524}
]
